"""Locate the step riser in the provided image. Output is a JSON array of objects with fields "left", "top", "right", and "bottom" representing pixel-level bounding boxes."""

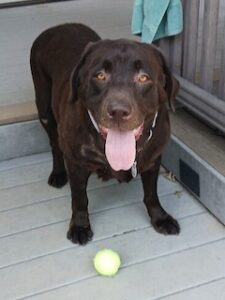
[
  {"left": 162, "top": 135, "right": 225, "bottom": 225},
  {"left": 0, "top": 120, "right": 49, "bottom": 161}
]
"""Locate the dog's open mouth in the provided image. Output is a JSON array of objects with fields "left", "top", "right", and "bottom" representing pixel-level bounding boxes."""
[{"left": 99, "top": 123, "right": 144, "bottom": 171}]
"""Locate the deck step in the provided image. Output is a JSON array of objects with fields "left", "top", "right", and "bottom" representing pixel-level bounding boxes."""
[{"left": 0, "top": 152, "right": 224, "bottom": 299}]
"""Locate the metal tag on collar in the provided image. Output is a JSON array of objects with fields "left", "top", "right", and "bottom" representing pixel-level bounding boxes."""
[{"left": 131, "top": 161, "right": 137, "bottom": 178}]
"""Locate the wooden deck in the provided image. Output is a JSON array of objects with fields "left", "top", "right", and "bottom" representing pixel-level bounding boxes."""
[
  {"left": 1, "top": 152, "right": 225, "bottom": 300},
  {"left": 1, "top": 1, "right": 225, "bottom": 299}
]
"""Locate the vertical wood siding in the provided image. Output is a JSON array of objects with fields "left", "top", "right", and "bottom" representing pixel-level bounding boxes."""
[
  {"left": 160, "top": 0, "right": 224, "bottom": 101},
  {"left": 199, "top": 0, "right": 220, "bottom": 93},
  {"left": 218, "top": 17, "right": 225, "bottom": 100},
  {"left": 182, "top": 0, "right": 200, "bottom": 82}
]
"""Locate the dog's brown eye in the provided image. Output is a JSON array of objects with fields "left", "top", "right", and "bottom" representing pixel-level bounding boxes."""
[
  {"left": 138, "top": 74, "right": 150, "bottom": 83},
  {"left": 96, "top": 72, "right": 107, "bottom": 81}
]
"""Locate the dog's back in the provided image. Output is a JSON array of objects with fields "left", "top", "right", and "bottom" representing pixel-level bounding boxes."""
[
  {"left": 30, "top": 23, "right": 100, "bottom": 124},
  {"left": 30, "top": 24, "right": 101, "bottom": 190},
  {"left": 30, "top": 23, "right": 100, "bottom": 79}
]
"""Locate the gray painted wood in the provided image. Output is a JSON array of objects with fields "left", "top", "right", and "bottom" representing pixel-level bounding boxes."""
[
  {"left": 157, "top": 1, "right": 225, "bottom": 133},
  {"left": 0, "top": 152, "right": 51, "bottom": 172},
  {"left": 2, "top": 212, "right": 223, "bottom": 270},
  {"left": 0, "top": 164, "right": 119, "bottom": 193},
  {"left": 0, "top": 120, "right": 50, "bottom": 161},
  {"left": 159, "top": 35, "right": 182, "bottom": 79},
  {"left": 0, "top": 208, "right": 220, "bottom": 299},
  {"left": 200, "top": 0, "right": 219, "bottom": 92},
  {"left": 169, "top": 109, "right": 225, "bottom": 177},
  {"left": 0, "top": 175, "right": 181, "bottom": 213},
  {"left": 177, "top": 75, "right": 225, "bottom": 135},
  {"left": 159, "top": 39, "right": 171, "bottom": 64},
  {"left": 182, "top": 0, "right": 199, "bottom": 81},
  {"left": 0, "top": 152, "right": 225, "bottom": 300},
  {"left": 0, "top": 183, "right": 198, "bottom": 238},
  {"left": 0, "top": 161, "right": 52, "bottom": 189},
  {"left": 18, "top": 240, "right": 225, "bottom": 300},
  {"left": 162, "top": 134, "right": 225, "bottom": 225},
  {"left": 170, "top": 35, "right": 183, "bottom": 75},
  {"left": 218, "top": 17, "right": 225, "bottom": 101},
  {"left": 158, "top": 35, "right": 183, "bottom": 75},
  {"left": 159, "top": 278, "right": 225, "bottom": 300}
]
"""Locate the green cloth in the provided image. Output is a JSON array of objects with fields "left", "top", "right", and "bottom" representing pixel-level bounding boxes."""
[{"left": 132, "top": 0, "right": 183, "bottom": 43}]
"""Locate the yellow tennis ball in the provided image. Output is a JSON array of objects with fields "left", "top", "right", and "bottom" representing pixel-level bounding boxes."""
[{"left": 93, "top": 248, "right": 121, "bottom": 277}]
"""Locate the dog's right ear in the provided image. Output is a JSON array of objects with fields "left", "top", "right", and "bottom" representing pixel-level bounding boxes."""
[
  {"left": 149, "top": 44, "right": 179, "bottom": 112},
  {"left": 68, "top": 42, "right": 96, "bottom": 103}
]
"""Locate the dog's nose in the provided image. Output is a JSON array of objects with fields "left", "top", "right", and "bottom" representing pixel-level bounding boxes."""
[{"left": 107, "top": 101, "right": 132, "bottom": 121}]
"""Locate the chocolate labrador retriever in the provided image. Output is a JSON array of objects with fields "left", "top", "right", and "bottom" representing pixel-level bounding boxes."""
[{"left": 30, "top": 23, "right": 180, "bottom": 245}]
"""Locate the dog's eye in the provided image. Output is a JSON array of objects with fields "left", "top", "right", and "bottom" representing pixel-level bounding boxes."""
[
  {"left": 137, "top": 74, "right": 150, "bottom": 83},
  {"left": 95, "top": 72, "right": 107, "bottom": 81}
]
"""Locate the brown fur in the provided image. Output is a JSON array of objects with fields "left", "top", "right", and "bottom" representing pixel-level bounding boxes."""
[{"left": 30, "top": 23, "right": 180, "bottom": 245}]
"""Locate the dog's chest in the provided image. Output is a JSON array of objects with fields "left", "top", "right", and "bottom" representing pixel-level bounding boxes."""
[{"left": 80, "top": 143, "right": 133, "bottom": 182}]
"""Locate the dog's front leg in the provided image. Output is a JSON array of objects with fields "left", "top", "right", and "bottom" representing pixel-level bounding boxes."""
[
  {"left": 66, "top": 163, "right": 93, "bottom": 245},
  {"left": 141, "top": 157, "right": 180, "bottom": 235}
]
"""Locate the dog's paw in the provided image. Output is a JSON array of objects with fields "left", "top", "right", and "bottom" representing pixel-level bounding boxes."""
[
  {"left": 48, "top": 171, "right": 68, "bottom": 188},
  {"left": 67, "top": 225, "right": 93, "bottom": 245},
  {"left": 151, "top": 214, "right": 180, "bottom": 235}
]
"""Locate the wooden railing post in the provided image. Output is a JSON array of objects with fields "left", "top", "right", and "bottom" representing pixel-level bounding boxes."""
[
  {"left": 182, "top": 0, "right": 200, "bottom": 82},
  {"left": 170, "top": 35, "right": 183, "bottom": 76},
  {"left": 200, "top": 0, "right": 220, "bottom": 93},
  {"left": 218, "top": 16, "right": 225, "bottom": 101}
]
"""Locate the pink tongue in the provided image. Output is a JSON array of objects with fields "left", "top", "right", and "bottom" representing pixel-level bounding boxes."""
[{"left": 105, "top": 129, "right": 136, "bottom": 171}]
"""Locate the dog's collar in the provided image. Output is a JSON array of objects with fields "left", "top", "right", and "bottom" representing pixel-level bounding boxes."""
[
  {"left": 88, "top": 110, "right": 100, "bottom": 133},
  {"left": 87, "top": 109, "right": 158, "bottom": 143},
  {"left": 131, "top": 111, "right": 158, "bottom": 178},
  {"left": 145, "top": 111, "right": 158, "bottom": 143}
]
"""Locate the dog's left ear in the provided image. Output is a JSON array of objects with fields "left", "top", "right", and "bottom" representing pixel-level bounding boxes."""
[
  {"left": 68, "top": 42, "right": 96, "bottom": 103},
  {"left": 152, "top": 46, "right": 180, "bottom": 111},
  {"left": 162, "top": 59, "right": 180, "bottom": 112}
]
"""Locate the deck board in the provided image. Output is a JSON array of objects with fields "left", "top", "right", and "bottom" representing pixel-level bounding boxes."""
[
  {"left": 0, "top": 175, "right": 181, "bottom": 212},
  {"left": 162, "top": 278, "right": 225, "bottom": 300},
  {"left": 0, "top": 159, "right": 181, "bottom": 211},
  {"left": 23, "top": 239, "right": 225, "bottom": 300},
  {"left": 0, "top": 152, "right": 51, "bottom": 171},
  {"left": 0, "top": 212, "right": 223, "bottom": 271},
  {"left": 1, "top": 228, "right": 224, "bottom": 300},
  {"left": 0, "top": 181, "right": 195, "bottom": 238},
  {"left": 0, "top": 153, "right": 225, "bottom": 300}
]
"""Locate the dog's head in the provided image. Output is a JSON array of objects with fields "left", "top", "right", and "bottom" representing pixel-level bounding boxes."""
[{"left": 68, "top": 39, "right": 179, "bottom": 171}]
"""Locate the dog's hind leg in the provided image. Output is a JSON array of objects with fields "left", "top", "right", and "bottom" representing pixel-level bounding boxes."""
[
  {"left": 30, "top": 58, "right": 68, "bottom": 188},
  {"left": 41, "top": 109, "right": 68, "bottom": 188}
]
